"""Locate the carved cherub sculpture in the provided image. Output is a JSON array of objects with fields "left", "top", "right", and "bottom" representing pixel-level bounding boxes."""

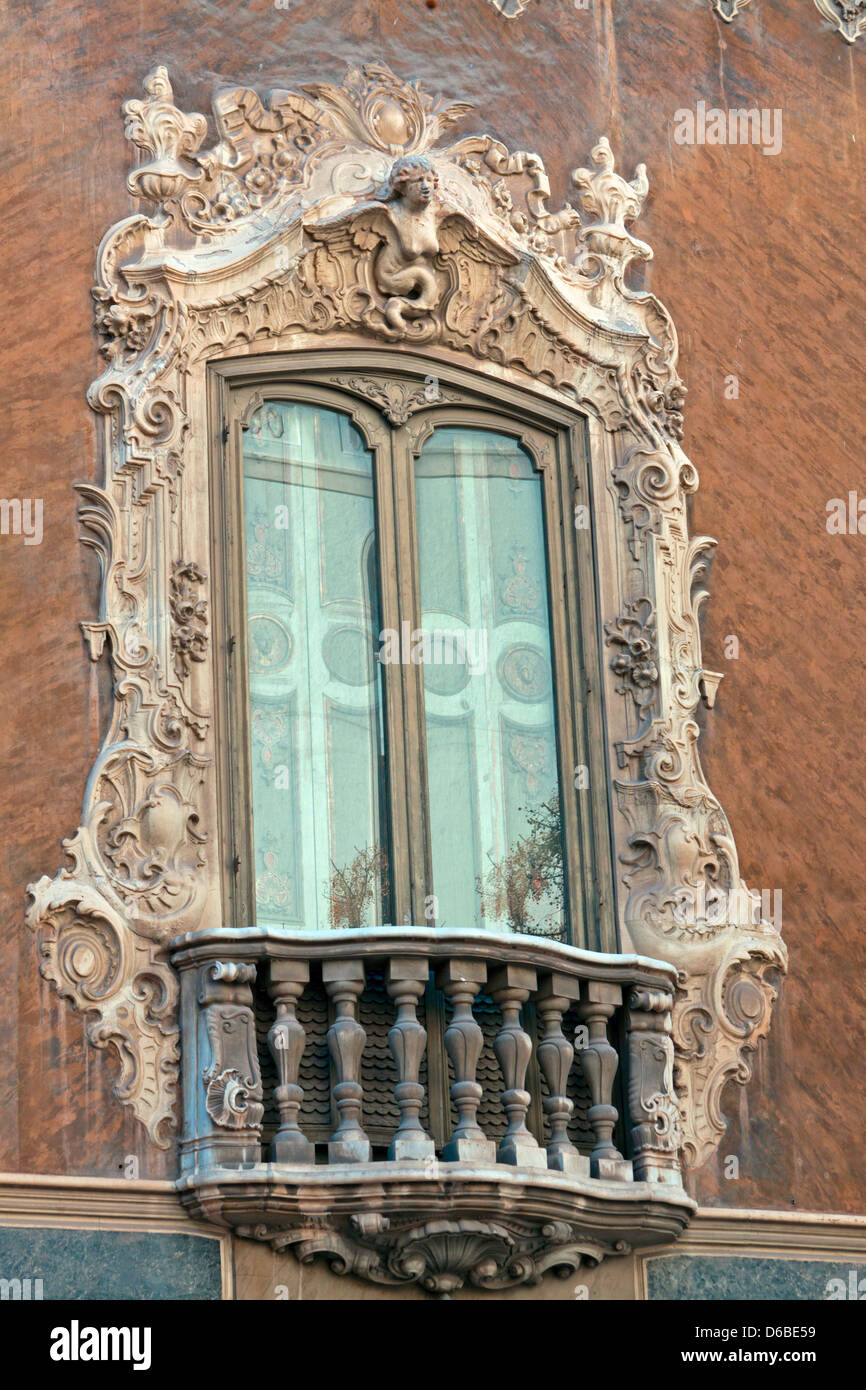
[
  {"left": 308, "top": 154, "right": 518, "bottom": 338},
  {"left": 376, "top": 156, "right": 443, "bottom": 332}
]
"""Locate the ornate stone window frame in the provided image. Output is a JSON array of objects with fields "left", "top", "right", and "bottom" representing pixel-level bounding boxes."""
[{"left": 26, "top": 62, "right": 786, "bottom": 1172}]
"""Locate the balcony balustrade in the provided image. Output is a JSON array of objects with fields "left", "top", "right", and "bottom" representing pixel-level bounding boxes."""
[{"left": 170, "top": 926, "right": 694, "bottom": 1293}]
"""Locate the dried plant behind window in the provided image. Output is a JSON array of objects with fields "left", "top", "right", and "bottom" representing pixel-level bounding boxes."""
[
  {"left": 325, "top": 844, "right": 389, "bottom": 929},
  {"left": 477, "top": 793, "right": 565, "bottom": 939}
]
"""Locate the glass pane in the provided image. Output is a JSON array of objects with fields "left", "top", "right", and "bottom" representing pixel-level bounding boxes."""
[
  {"left": 415, "top": 428, "right": 566, "bottom": 939},
  {"left": 243, "top": 401, "right": 389, "bottom": 930}
]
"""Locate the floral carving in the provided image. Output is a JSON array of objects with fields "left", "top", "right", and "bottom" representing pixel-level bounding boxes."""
[
  {"left": 169, "top": 561, "right": 208, "bottom": 679},
  {"left": 453, "top": 138, "right": 579, "bottom": 256},
  {"left": 605, "top": 598, "right": 659, "bottom": 726},
  {"left": 95, "top": 298, "right": 158, "bottom": 359}
]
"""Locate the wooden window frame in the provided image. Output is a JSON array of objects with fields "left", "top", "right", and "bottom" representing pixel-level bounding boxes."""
[{"left": 209, "top": 349, "right": 617, "bottom": 955}]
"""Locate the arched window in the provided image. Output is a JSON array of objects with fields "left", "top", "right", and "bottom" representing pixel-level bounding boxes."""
[{"left": 215, "top": 363, "right": 611, "bottom": 950}]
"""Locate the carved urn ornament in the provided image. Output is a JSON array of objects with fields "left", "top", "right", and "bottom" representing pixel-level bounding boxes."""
[{"left": 26, "top": 62, "right": 785, "bottom": 1283}]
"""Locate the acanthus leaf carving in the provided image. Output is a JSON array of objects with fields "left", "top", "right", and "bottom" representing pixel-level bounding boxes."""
[
  {"left": 614, "top": 443, "right": 698, "bottom": 559},
  {"left": 329, "top": 374, "right": 465, "bottom": 425},
  {"left": 673, "top": 939, "right": 785, "bottom": 1169},
  {"left": 303, "top": 61, "right": 474, "bottom": 155},
  {"left": 123, "top": 65, "right": 207, "bottom": 209},
  {"left": 98, "top": 748, "right": 210, "bottom": 936},
  {"left": 572, "top": 137, "right": 650, "bottom": 266},
  {"left": 25, "top": 872, "right": 178, "bottom": 1148},
  {"left": 252, "top": 1215, "right": 609, "bottom": 1295}
]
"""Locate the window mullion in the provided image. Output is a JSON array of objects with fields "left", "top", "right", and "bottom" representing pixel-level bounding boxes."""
[
  {"left": 539, "top": 431, "right": 588, "bottom": 949},
  {"left": 390, "top": 420, "right": 450, "bottom": 1148},
  {"left": 387, "top": 424, "right": 433, "bottom": 926},
  {"left": 222, "top": 396, "right": 257, "bottom": 927},
  {"left": 373, "top": 423, "right": 427, "bottom": 926}
]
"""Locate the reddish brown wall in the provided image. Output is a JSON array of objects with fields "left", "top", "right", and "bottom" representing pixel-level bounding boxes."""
[{"left": 1, "top": 0, "right": 864, "bottom": 1207}]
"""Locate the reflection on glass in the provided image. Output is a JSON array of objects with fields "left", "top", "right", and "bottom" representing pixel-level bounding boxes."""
[
  {"left": 415, "top": 428, "right": 566, "bottom": 938},
  {"left": 242, "top": 401, "right": 389, "bottom": 929}
]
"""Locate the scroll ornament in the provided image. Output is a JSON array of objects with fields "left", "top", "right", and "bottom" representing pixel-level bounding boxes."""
[{"left": 238, "top": 1213, "right": 619, "bottom": 1294}]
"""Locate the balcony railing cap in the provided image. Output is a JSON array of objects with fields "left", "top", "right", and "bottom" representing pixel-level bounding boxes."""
[{"left": 168, "top": 924, "right": 678, "bottom": 989}]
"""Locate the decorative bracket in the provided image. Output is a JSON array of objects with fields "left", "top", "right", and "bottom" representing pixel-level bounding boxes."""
[
  {"left": 814, "top": 0, "right": 866, "bottom": 42},
  {"left": 483, "top": 0, "right": 534, "bottom": 16},
  {"left": 711, "top": 0, "right": 752, "bottom": 20}
]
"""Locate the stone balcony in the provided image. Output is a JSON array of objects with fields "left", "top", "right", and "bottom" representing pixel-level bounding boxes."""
[{"left": 169, "top": 926, "right": 695, "bottom": 1293}]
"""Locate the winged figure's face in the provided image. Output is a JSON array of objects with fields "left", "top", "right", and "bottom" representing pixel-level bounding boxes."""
[{"left": 403, "top": 172, "right": 435, "bottom": 209}]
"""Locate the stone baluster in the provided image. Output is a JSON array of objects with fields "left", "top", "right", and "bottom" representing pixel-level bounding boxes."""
[
  {"left": 625, "top": 987, "right": 684, "bottom": 1185},
  {"left": 435, "top": 958, "right": 496, "bottom": 1163},
  {"left": 535, "top": 971, "right": 589, "bottom": 1176},
  {"left": 323, "top": 959, "right": 370, "bottom": 1164},
  {"left": 576, "top": 980, "right": 633, "bottom": 1180},
  {"left": 386, "top": 957, "right": 435, "bottom": 1161},
  {"left": 489, "top": 964, "right": 546, "bottom": 1168},
  {"left": 268, "top": 960, "right": 314, "bottom": 1163}
]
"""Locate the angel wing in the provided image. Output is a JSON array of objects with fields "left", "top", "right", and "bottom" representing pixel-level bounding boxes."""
[
  {"left": 436, "top": 209, "right": 520, "bottom": 268},
  {"left": 304, "top": 201, "right": 390, "bottom": 255}
]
